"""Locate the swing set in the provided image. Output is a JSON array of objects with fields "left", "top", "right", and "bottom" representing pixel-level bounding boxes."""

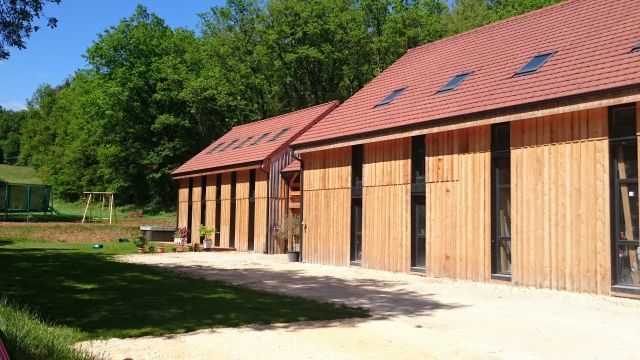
[{"left": 81, "top": 192, "right": 117, "bottom": 224}]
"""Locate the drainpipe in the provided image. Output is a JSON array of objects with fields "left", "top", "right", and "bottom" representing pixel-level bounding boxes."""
[
  {"left": 290, "top": 150, "right": 304, "bottom": 262},
  {"left": 259, "top": 162, "right": 270, "bottom": 254}
]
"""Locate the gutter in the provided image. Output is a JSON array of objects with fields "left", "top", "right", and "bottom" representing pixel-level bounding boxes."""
[{"left": 289, "top": 150, "right": 304, "bottom": 262}]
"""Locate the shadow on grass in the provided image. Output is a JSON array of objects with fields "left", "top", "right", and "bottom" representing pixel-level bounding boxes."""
[
  {"left": 0, "top": 246, "right": 368, "bottom": 340},
  {"left": 144, "top": 262, "right": 464, "bottom": 324}
]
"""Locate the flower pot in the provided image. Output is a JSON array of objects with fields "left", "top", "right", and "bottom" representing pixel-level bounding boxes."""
[
  {"left": 287, "top": 251, "right": 300, "bottom": 262},
  {"left": 203, "top": 239, "right": 212, "bottom": 249},
  {"left": 158, "top": 247, "right": 165, "bottom": 253},
  {"left": 174, "top": 237, "right": 183, "bottom": 244},
  {"left": 137, "top": 247, "right": 145, "bottom": 254}
]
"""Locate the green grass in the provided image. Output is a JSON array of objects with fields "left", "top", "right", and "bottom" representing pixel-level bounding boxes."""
[
  {"left": 0, "top": 237, "right": 368, "bottom": 341},
  {"left": 0, "top": 164, "right": 43, "bottom": 184},
  {"left": 0, "top": 299, "right": 95, "bottom": 360}
]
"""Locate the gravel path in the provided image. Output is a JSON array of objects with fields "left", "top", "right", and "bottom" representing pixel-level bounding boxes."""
[{"left": 79, "top": 252, "right": 640, "bottom": 360}]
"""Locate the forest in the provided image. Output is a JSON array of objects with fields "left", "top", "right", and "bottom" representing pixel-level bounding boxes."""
[{"left": 0, "top": 0, "right": 561, "bottom": 209}]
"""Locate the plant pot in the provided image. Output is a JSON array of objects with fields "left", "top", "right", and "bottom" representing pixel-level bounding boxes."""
[
  {"left": 137, "top": 247, "right": 145, "bottom": 254},
  {"left": 194, "top": 243, "right": 201, "bottom": 252},
  {"left": 174, "top": 237, "right": 183, "bottom": 244},
  {"left": 287, "top": 251, "right": 300, "bottom": 262},
  {"left": 203, "top": 239, "right": 212, "bottom": 249},
  {"left": 158, "top": 247, "right": 165, "bottom": 253}
]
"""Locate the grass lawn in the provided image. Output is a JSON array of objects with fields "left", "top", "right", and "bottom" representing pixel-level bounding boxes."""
[
  {"left": 0, "top": 233, "right": 368, "bottom": 341},
  {"left": 0, "top": 164, "right": 43, "bottom": 184}
]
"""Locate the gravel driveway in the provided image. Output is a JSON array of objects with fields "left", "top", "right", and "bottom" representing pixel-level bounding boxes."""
[{"left": 80, "top": 252, "right": 640, "bottom": 360}]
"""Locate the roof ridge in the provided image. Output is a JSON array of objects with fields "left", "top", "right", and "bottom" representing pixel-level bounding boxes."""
[
  {"left": 408, "top": 0, "right": 578, "bottom": 54},
  {"left": 231, "top": 100, "right": 340, "bottom": 130}
]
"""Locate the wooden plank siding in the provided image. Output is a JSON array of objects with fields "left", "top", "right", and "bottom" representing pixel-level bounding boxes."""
[
  {"left": 190, "top": 176, "right": 202, "bottom": 244},
  {"left": 219, "top": 172, "right": 232, "bottom": 248},
  {"left": 204, "top": 174, "right": 217, "bottom": 235},
  {"left": 362, "top": 138, "right": 411, "bottom": 272},
  {"left": 234, "top": 170, "right": 250, "bottom": 251},
  {"left": 302, "top": 147, "right": 351, "bottom": 265},
  {"left": 254, "top": 170, "right": 269, "bottom": 253},
  {"left": 510, "top": 108, "right": 611, "bottom": 294},
  {"left": 177, "top": 178, "right": 189, "bottom": 230},
  {"left": 426, "top": 126, "right": 492, "bottom": 281}
]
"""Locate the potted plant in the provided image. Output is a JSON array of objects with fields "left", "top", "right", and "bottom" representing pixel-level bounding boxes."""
[
  {"left": 148, "top": 245, "right": 156, "bottom": 253},
  {"left": 198, "top": 224, "right": 216, "bottom": 250},
  {"left": 158, "top": 244, "right": 166, "bottom": 253},
  {"left": 133, "top": 235, "right": 148, "bottom": 254},
  {"left": 276, "top": 214, "right": 301, "bottom": 262},
  {"left": 175, "top": 227, "right": 189, "bottom": 252}
]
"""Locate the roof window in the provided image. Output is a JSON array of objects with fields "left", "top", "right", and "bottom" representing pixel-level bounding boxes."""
[
  {"left": 631, "top": 43, "right": 640, "bottom": 53},
  {"left": 269, "top": 128, "right": 291, "bottom": 142},
  {"left": 374, "top": 88, "right": 406, "bottom": 107},
  {"left": 220, "top": 139, "right": 239, "bottom": 151},
  {"left": 234, "top": 136, "right": 254, "bottom": 149},
  {"left": 514, "top": 52, "right": 555, "bottom": 76},
  {"left": 206, "top": 142, "right": 224, "bottom": 154},
  {"left": 251, "top": 132, "right": 271, "bottom": 146},
  {"left": 437, "top": 72, "right": 472, "bottom": 93}
]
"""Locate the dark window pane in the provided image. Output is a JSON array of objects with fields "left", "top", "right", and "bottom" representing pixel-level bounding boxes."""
[
  {"left": 206, "top": 142, "right": 225, "bottom": 154},
  {"left": 492, "top": 123, "right": 510, "bottom": 151},
  {"left": 374, "top": 88, "right": 406, "bottom": 107},
  {"left": 495, "top": 157, "right": 511, "bottom": 185},
  {"left": 235, "top": 136, "right": 254, "bottom": 149},
  {"left": 352, "top": 144, "right": 363, "bottom": 188},
  {"left": 252, "top": 132, "right": 270, "bottom": 145},
  {"left": 269, "top": 128, "right": 291, "bottom": 142},
  {"left": 610, "top": 107, "right": 637, "bottom": 139},
  {"left": 515, "top": 52, "right": 555, "bottom": 76},
  {"left": 437, "top": 72, "right": 471, "bottom": 93},
  {"left": 497, "top": 187, "right": 511, "bottom": 238},
  {"left": 220, "top": 139, "right": 239, "bottom": 151},
  {"left": 412, "top": 136, "right": 426, "bottom": 184}
]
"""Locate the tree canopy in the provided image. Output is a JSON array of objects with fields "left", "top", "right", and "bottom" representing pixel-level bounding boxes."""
[
  {"left": 0, "top": 0, "right": 61, "bottom": 60},
  {"left": 12, "top": 0, "right": 562, "bottom": 209}
]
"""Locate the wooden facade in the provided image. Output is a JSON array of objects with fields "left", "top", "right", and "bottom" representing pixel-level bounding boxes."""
[
  {"left": 176, "top": 155, "right": 291, "bottom": 254},
  {"left": 300, "top": 103, "right": 640, "bottom": 296}
]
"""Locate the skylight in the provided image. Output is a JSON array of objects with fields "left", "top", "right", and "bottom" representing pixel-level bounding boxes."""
[
  {"left": 251, "top": 132, "right": 271, "bottom": 146},
  {"left": 632, "top": 43, "right": 640, "bottom": 53},
  {"left": 374, "top": 88, "right": 406, "bottom": 108},
  {"left": 234, "top": 136, "right": 254, "bottom": 149},
  {"left": 206, "top": 142, "right": 224, "bottom": 154},
  {"left": 437, "top": 72, "right": 472, "bottom": 93},
  {"left": 220, "top": 139, "right": 239, "bottom": 151},
  {"left": 269, "top": 128, "right": 291, "bottom": 142},
  {"left": 514, "top": 52, "right": 555, "bottom": 76}
]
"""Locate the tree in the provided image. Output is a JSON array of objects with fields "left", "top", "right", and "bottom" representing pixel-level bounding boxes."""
[{"left": 0, "top": 0, "right": 61, "bottom": 60}]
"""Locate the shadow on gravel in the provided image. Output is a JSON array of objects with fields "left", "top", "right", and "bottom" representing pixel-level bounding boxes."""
[{"left": 152, "top": 263, "right": 465, "bottom": 324}]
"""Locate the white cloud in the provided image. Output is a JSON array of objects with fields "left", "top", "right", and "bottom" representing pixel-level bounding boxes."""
[{"left": 0, "top": 101, "right": 27, "bottom": 111}]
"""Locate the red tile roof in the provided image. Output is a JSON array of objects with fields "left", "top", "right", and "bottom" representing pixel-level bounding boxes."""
[
  {"left": 173, "top": 101, "right": 339, "bottom": 176},
  {"left": 293, "top": 0, "right": 640, "bottom": 147},
  {"left": 280, "top": 160, "right": 301, "bottom": 173}
]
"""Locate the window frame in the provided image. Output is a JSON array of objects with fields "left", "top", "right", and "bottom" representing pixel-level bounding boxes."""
[{"left": 513, "top": 51, "right": 556, "bottom": 77}]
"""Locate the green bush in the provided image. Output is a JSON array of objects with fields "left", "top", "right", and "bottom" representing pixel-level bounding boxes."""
[{"left": 0, "top": 298, "right": 96, "bottom": 360}]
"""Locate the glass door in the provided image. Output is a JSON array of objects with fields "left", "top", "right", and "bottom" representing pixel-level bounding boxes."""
[
  {"left": 411, "top": 195, "right": 426, "bottom": 269},
  {"left": 611, "top": 141, "right": 640, "bottom": 287}
]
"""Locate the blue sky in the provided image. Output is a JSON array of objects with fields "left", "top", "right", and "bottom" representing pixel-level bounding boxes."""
[{"left": 0, "top": 0, "right": 225, "bottom": 111}]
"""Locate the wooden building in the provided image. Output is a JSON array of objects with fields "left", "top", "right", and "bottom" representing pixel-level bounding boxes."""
[
  {"left": 290, "top": 0, "right": 640, "bottom": 296},
  {"left": 172, "top": 101, "right": 338, "bottom": 253}
]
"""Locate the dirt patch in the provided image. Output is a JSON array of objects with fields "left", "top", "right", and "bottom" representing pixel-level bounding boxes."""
[
  {"left": 0, "top": 220, "right": 171, "bottom": 243},
  {"left": 81, "top": 252, "right": 640, "bottom": 360}
]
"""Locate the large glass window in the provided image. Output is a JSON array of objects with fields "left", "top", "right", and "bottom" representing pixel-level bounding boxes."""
[
  {"left": 351, "top": 145, "right": 363, "bottom": 263},
  {"left": 491, "top": 124, "right": 511, "bottom": 277},
  {"left": 411, "top": 135, "right": 426, "bottom": 270},
  {"left": 610, "top": 105, "right": 640, "bottom": 288}
]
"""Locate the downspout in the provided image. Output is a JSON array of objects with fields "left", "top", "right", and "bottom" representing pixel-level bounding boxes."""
[
  {"left": 259, "top": 162, "right": 270, "bottom": 254},
  {"left": 290, "top": 150, "right": 304, "bottom": 262}
]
